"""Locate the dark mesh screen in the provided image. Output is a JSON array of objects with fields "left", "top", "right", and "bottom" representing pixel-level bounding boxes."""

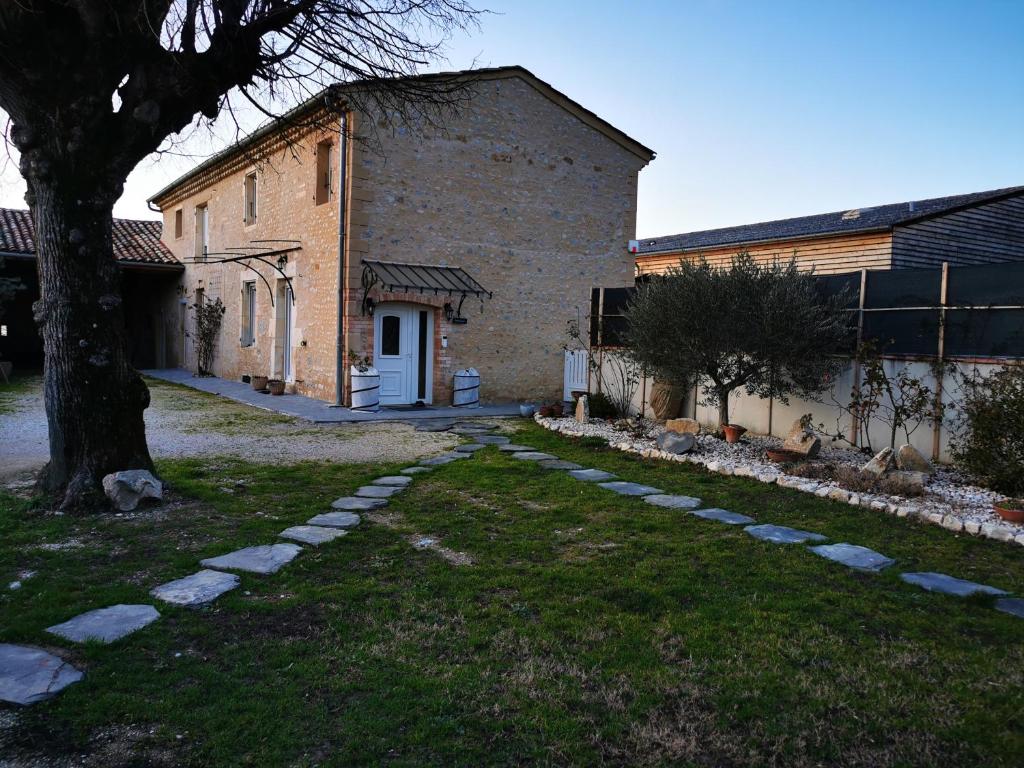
[
  {"left": 945, "top": 309, "right": 1024, "bottom": 357},
  {"left": 862, "top": 310, "right": 940, "bottom": 355},
  {"left": 864, "top": 268, "right": 941, "bottom": 308},
  {"left": 947, "top": 262, "right": 1024, "bottom": 307}
]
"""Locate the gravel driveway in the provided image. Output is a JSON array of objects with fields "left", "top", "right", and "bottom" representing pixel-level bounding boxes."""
[{"left": 0, "top": 376, "right": 459, "bottom": 482}]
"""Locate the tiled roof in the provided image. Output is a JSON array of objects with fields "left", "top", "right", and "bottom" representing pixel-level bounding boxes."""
[
  {"left": 0, "top": 207, "right": 178, "bottom": 266},
  {"left": 637, "top": 186, "right": 1024, "bottom": 255}
]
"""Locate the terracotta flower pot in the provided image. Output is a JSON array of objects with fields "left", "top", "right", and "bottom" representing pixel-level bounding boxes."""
[
  {"left": 267, "top": 379, "right": 286, "bottom": 396},
  {"left": 722, "top": 424, "right": 747, "bottom": 444},
  {"left": 994, "top": 502, "right": 1024, "bottom": 524},
  {"left": 251, "top": 375, "right": 269, "bottom": 391},
  {"left": 766, "top": 448, "right": 803, "bottom": 464}
]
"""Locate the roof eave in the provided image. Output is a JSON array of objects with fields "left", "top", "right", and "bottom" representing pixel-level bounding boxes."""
[{"left": 635, "top": 225, "right": 893, "bottom": 258}]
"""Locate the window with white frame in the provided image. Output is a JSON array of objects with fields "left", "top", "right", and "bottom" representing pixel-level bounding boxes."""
[
  {"left": 241, "top": 281, "right": 256, "bottom": 346},
  {"left": 195, "top": 203, "right": 209, "bottom": 260},
  {"left": 244, "top": 172, "right": 257, "bottom": 225}
]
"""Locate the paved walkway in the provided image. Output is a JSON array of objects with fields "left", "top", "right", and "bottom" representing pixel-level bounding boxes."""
[{"left": 143, "top": 369, "right": 522, "bottom": 423}]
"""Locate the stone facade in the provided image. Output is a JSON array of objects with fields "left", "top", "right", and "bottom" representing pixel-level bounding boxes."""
[{"left": 153, "top": 69, "right": 653, "bottom": 404}]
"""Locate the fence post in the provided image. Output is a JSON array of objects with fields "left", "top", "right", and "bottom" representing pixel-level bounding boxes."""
[
  {"left": 932, "top": 262, "right": 949, "bottom": 461},
  {"left": 849, "top": 268, "right": 867, "bottom": 446}
]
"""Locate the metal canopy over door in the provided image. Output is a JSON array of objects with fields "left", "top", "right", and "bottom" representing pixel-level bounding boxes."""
[{"left": 374, "top": 303, "right": 432, "bottom": 405}]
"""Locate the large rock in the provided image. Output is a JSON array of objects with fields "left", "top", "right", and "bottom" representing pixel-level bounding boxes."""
[
  {"left": 665, "top": 418, "right": 701, "bottom": 435},
  {"left": 575, "top": 395, "right": 589, "bottom": 424},
  {"left": 650, "top": 382, "right": 685, "bottom": 420},
  {"left": 896, "top": 444, "right": 932, "bottom": 474},
  {"left": 101, "top": 469, "right": 162, "bottom": 512},
  {"left": 886, "top": 470, "right": 929, "bottom": 494},
  {"left": 0, "top": 644, "right": 83, "bottom": 705},
  {"left": 782, "top": 419, "right": 821, "bottom": 458},
  {"left": 656, "top": 431, "right": 696, "bottom": 454},
  {"left": 861, "top": 447, "right": 894, "bottom": 477}
]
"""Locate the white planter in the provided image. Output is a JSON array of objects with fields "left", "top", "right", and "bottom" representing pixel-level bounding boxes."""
[
  {"left": 453, "top": 367, "right": 480, "bottom": 408},
  {"left": 350, "top": 365, "right": 380, "bottom": 410}
]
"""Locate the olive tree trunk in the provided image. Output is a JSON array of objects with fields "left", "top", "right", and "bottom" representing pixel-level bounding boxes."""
[{"left": 32, "top": 186, "right": 153, "bottom": 510}]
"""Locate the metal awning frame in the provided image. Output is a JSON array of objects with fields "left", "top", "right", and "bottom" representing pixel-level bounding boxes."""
[
  {"left": 360, "top": 259, "right": 492, "bottom": 317},
  {"left": 181, "top": 240, "right": 301, "bottom": 306}
]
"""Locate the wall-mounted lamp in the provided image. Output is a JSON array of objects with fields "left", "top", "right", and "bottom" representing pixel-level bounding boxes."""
[
  {"left": 277, "top": 254, "right": 289, "bottom": 271},
  {"left": 365, "top": 297, "right": 376, "bottom": 316},
  {"left": 443, "top": 302, "right": 454, "bottom": 321}
]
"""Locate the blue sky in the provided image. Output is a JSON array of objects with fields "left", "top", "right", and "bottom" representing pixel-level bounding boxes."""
[{"left": 2, "top": 0, "right": 1021, "bottom": 236}]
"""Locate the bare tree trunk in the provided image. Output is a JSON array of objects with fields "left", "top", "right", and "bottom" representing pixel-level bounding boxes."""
[
  {"left": 32, "top": 188, "right": 154, "bottom": 511},
  {"left": 717, "top": 389, "right": 731, "bottom": 429}
]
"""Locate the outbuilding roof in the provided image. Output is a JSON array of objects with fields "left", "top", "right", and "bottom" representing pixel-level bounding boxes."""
[
  {"left": 637, "top": 186, "right": 1024, "bottom": 255},
  {"left": 0, "top": 208, "right": 179, "bottom": 266}
]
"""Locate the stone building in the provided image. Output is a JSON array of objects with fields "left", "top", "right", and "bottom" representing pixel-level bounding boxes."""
[{"left": 149, "top": 66, "right": 654, "bottom": 405}]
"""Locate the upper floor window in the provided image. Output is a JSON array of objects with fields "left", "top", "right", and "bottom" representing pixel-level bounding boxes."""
[
  {"left": 315, "top": 140, "right": 333, "bottom": 206},
  {"left": 174, "top": 209, "right": 183, "bottom": 239},
  {"left": 194, "top": 204, "right": 209, "bottom": 260},
  {"left": 244, "top": 172, "right": 257, "bottom": 225}
]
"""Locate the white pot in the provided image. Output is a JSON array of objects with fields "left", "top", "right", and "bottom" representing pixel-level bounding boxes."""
[
  {"left": 350, "top": 365, "right": 380, "bottom": 410},
  {"left": 453, "top": 367, "right": 480, "bottom": 408}
]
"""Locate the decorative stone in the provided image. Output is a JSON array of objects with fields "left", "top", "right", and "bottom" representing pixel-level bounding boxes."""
[
  {"left": 656, "top": 431, "right": 695, "bottom": 454},
  {"left": 887, "top": 470, "right": 928, "bottom": 493},
  {"left": 355, "top": 485, "right": 404, "bottom": 499},
  {"left": 665, "top": 418, "right": 701, "bottom": 435},
  {"left": 827, "top": 488, "right": 850, "bottom": 503},
  {"left": 689, "top": 508, "right": 755, "bottom": 525},
  {"left": 568, "top": 469, "right": 617, "bottom": 482},
  {"left": 782, "top": 419, "right": 821, "bottom": 458},
  {"left": 538, "top": 460, "right": 583, "bottom": 470},
  {"left": 331, "top": 496, "right": 388, "bottom": 510},
  {"left": 419, "top": 456, "right": 459, "bottom": 467},
  {"left": 401, "top": 467, "right": 431, "bottom": 475},
  {"left": 0, "top": 644, "right": 84, "bottom": 705},
  {"left": 896, "top": 444, "right": 933, "bottom": 474},
  {"left": 512, "top": 452, "right": 558, "bottom": 461},
  {"left": 101, "top": 469, "right": 163, "bottom": 512},
  {"left": 598, "top": 481, "right": 664, "bottom": 496},
  {"left": 995, "top": 598, "right": 1024, "bottom": 619},
  {"left": 809, "top": 543, "right": 895, "bottom": 572},
  {"left": 279, "top": 525, "right": 348, "bottom": 546},
  {"left": 498, "top": 444, "right": 536, "bottom": 452},
  {"left": 744, "top": 524, "right": 827, "bottom": 544},
  {"left": 47, "top": 604, "right": 160, "bottom": 644},
  {"left": 643, "top": 494, "right": 702, "bottom": 510},
  {"left": 372, "top": 476, "right": 413, "bottom": 486},
  {"left": 151, "top": 569, "right": 240, "bottom": 606},
  {"left": 861, "top": 448, "right": 894, "bottom": 477},
  {"left": 307, "top": 511, "right": 361, "bottom": 529},
  {"left": 474, "top": 435, "right": 511, "bottom": 445},
  {"left": 454, "top": 444, "right": 486, "bottom": 453},
  {"left": 900, "top": 572, "right": 1008, "bottom": 597},
  {"left": 575, "top": 395, "right": 590, "bottom": 424},
  {"left": 201, "top": 544, "right": 302, "bottom": 575}
]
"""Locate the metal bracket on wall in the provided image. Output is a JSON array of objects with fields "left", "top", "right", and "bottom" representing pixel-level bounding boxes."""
[{"left": 182, "top": 240, "right": 301, "bottom": 307}]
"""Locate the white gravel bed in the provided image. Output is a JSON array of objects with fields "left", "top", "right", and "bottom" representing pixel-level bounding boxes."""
[{"left": 536, "top": 415, "right": 1024, "bottom": 547}]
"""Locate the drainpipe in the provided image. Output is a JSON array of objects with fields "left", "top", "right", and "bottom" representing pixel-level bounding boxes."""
[{"left": 334, "top": 111, "right": 349, "bottom": 406}]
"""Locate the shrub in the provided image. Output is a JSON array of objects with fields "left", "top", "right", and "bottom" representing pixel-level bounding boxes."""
[
  {"left": 951, "top": 364, "right": 1024, "bottom": 498},
  {"left": 788, "top": 462, "right": 925, "bottom": 497},
  {"left": 587, "top": 391, "right": 618, "bottom": 420}
]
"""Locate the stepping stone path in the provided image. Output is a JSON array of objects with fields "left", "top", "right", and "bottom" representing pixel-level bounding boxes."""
[
  {"left": 332, "top": 496, "right": 388, "bottom": 510},
  {"left": 745, "top": 524, "right": 827, "bottom": 544},
  {"left": 568, "top": 468, "right": 617, "bottom": 482},
  {"left": 809, "top": 543, "right": 895, "bottom": 572},
  {"left": 996, "top": 598, "right": 1024, "bottom": 619},
  {"left": 201, "top": 544, "right": 302, "bottom": 575},
  {"left": 474, "top": 435, "right": 511, "bottom": 445},
  {"left": 539, "top": 460, "right": 583, "bottom": 470},
  {"left": 279, "top": 525, "right": 348, "bottom": 546},
  {"left": 455, "top": 422, "right": 499, "bottom": 430},
  {"left": 401, "top": 466, "right": 431, "bottom": 475},
  {"left": 372, "top": 476, "right": 413, "bottom": 487},
  {"left": 498, "top": 444, "right": 536, "bottom": 452},
  {"left": 415, "top": 421, "right": 457, "bottom": 432},
  {"left": 308, "top": 511, "right": 362, "bottom": 529},
  {"left": 151, "top": 569, "right": 240, "bottom": 606},
  {"left": 0, "top": 644, "right": 83, "bottom": 704},
  {"left": 598, "top": 481, "right": 664, "bottom": 496},
  {"left": 47, "top": 604, "right": 160, "bottom": 644},
  {"left": 513, "top": 452, "right": 559, "bottom": 461},
  {"left": 690, "top": 508, "right": 755, "bottom": 525},
  {"left": 451, "top": 426, "right": 492, "bottom": 435},
  {"left": 643, "top": 494, "right": 702, "bottom": 510},
  {"left": 454, "top": 444, "right": 487, "bottom": 453},
  {"left": 900, "top": 572, "right": 1008, "bottom": 598},
  {"left": 355, "top": 485, "right": 404, "bottom": 499},
  {"left": 420, "top": 456, "right": 459, "bottom": 467}
]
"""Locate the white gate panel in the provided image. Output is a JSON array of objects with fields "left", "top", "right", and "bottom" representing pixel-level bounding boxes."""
[{"left": 563, "top": 349, "right": 589, "bottom": 401}]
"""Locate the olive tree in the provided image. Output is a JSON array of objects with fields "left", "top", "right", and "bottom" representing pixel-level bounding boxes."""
[
  {"left": 0, "top": 1, "right": 477, "bottom": 510},
  {"left": 624, "top": 253, "right": 852, "bottom": 429}
]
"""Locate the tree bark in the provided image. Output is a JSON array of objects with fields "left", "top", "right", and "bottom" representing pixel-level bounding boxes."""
[
  {"left": 717, "top": 390, "right": 731, "bottom": 429},
  {"left": 32, "top": 186, "right": 154, "bottom": 511}
]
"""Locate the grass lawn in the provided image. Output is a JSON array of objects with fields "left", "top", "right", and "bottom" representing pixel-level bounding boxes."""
[{"left": 1, "top": 421, "right": 1023, "bottom": 766}]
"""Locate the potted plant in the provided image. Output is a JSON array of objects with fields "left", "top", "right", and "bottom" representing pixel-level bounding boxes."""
[
  {"left": 722, "top": 424, "right": 746, "bottom": 444},
  {"left": 349, "top": 351, "right": 380, "bottom": 411},
  {"left": 251, "top": 374, "right": 269, "bottom": 391},
  {"left": 267, "top": 378, "right": 286, "bottom": 396},
  {"left": 994, "top": 500, "right": 1024, "bottom": 524},
  {"left": 519, "top": 403, "right": 536, "bottom": 417}
]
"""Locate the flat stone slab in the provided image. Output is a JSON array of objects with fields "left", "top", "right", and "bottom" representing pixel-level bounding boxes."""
[
  {"left": 454, "top": 422, "right": 499, "bottom": 430},
  {"left": 512, "top": 452, "right": 559, "bottom": 461},
  {"left": 568, "top": 469, "right": 617, "bottom": 482},
  {"left": 689, "top": 508, "right": 755, "bottom": 525},
  {"left": 151, "top": 569, "right": 240, "bottom": 606},
  {"left": 307, "top": 511, "right": 361, "bottom": 529},
  {"left": 995, "top": 597, "right": 1024, "bottom": 619},
  {"left": 401, "top": 466, "right": 431, "bottom": 475},
  {"left": 355, "top": 485, "right": 404, "bottom": 499},
  {"left": 47, "top": 604, "right": 160, "bottom": 644},
  {"left": 415, "top": 421, "right": 456, "bottom": 432},
  {"left": 279, "top": 525, "right": 348, "bottom": 546},
  {"left": 454, "top": 444, "right": 487, "bottom": 453},
  {"left": 420, "top": 456, "right": 459, "bottom": 467},
  {"left": 900, "top": 572, "right": 1008, "bottom": 598},
  {"left": 0, "top": 644, "right": 84, "bottom": 705},
  {"left": 809, "top": 543, "right": 895, "bottom": 572},
  {"left": 474, "top": 435, "right": 511, "bottom": 445},
  {"left": 331, "top": 496, "right": 388, "bottom": 510},
  {"left": 451, "top": 426, "right": 494, "bottom": 435},
  {"left": 372, "top": 476, "right": 413, "bottom": 487},
  {"left": 539, "top": 460, "right": 583, "bottom": 470},
  {"left": 598, "top": 481, "right": 665, "bottom": 496},
  {"left": 643, "top": 494, "right": 702, "bottom": 510},
  {"left": 200, "top": 544, "right": 302, "bottom": 575},
  {"left": 498, "top": 444, "right": 536, "bottom": 452},
  {"left": 745, "top": 524, "right": 827, "bottom": 544}
]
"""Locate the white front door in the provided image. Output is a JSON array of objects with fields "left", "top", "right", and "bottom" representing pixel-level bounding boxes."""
[{"left": 374, "top": 303, "right": 432, "bottom": 405}]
